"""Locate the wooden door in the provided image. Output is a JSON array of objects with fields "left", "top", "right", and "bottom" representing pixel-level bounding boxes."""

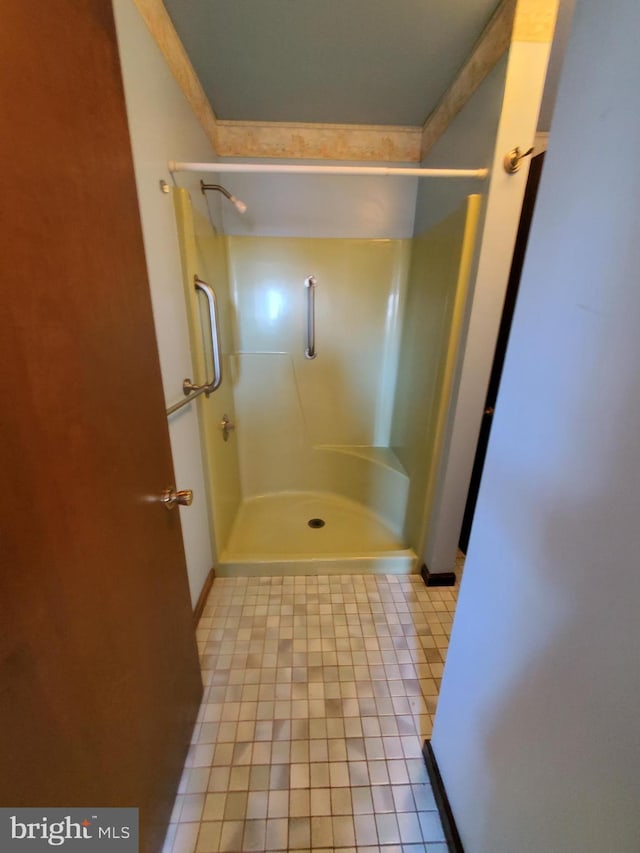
[{"left": 0, "top": 2, "right": 202, "bottom": 850}]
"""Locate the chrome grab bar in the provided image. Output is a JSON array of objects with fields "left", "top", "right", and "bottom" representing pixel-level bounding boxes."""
[
  {"left": 184, "top": 275, "right": 222, "bottom": 394},
  {"left": 166, "top": 384, "right": 208, "bottom": 416},
  {"left": 166, "top": 275, "right": 222, "bottom": 416},
  {"left": 304, "top": 275, "right": 317, "bottom": 360}
]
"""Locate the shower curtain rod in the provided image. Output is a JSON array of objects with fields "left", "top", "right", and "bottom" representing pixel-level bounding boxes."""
[{"left": 168, "top": 161, "right": 489, "bottom": 179}]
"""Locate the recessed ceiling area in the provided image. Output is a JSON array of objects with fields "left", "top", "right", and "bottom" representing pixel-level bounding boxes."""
[{"left": 163, "top": 0, "right": 502, "bottom": 126}]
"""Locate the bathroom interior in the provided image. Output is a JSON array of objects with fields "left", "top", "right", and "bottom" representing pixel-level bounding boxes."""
[
  {"left": 171, "top": 169, "right": 481, "bottom": 578},
  {"left": 9, "top": 3, "right": 638, "bottom": 852},
  {"left": 113, "top": 0, "right": 568, "bottom": 598},
  {"left": 115, "top": 3, "right": 565, "bottom": 845}
]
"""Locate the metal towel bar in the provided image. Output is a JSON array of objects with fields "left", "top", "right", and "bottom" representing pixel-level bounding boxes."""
[
  {"left": 304, "top": 275, "right": 317, "bottom": 360},
  {"left": 166, "top": 275, "right": 222, "bottom": 415},
  {"left": 166, "top": 384, "right": 208, "bottom": 416}
]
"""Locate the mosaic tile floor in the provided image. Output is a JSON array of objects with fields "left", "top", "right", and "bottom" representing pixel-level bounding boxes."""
[{"left": 163, "top": 570, "right": 460, "bottom": 853}]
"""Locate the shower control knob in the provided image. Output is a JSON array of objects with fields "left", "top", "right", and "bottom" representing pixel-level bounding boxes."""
[
  {"left": 221, "top": 414, "right": 235, "bottom": 442},
  {"left": 161, "top": 487, "right": 194, "bottom": 510}
]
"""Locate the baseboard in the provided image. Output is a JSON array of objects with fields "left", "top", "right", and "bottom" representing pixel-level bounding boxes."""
[
  {"left": 421, "top": 563, "right": 457, "bottom": 587},
  {"left": 193, "top": 567, "right": 216, "bottom": 625},
  {"left": 422, "top": 740, "right": 464, "bottom": 852}
]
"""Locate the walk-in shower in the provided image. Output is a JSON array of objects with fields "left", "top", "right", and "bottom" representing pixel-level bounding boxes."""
[{"left": 167, "top": 161, "right": 482, "bottom": 575}]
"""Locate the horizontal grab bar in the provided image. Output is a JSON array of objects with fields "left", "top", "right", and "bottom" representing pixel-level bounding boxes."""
[{"left": 166, "top": 385, "right": 208, "bottom": 416}]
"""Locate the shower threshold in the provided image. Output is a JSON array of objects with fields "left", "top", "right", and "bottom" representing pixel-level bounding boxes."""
[{"left": 218, "top": 490, "right": 417, "bottom": 576}]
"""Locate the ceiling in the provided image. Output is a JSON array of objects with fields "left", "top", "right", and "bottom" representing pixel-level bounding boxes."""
[{"left": 163, "top": 0, "right": 503, "bottom": 127}]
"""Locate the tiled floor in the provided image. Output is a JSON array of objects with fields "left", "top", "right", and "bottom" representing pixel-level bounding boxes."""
[{"left": 163, "top": 570, "right": 460, "bottom": 853}]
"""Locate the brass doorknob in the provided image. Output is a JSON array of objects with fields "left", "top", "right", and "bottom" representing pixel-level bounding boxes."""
[
  {"left": 161, "top": 487, "right": 194, "bottom": 510},
  {"left": 503, "top": 145, "right": 534, "bottom": 174}
]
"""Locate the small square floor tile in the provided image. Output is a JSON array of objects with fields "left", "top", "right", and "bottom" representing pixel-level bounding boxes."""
[
  {"left": 419, "top": 811, "right": 446, "bottom": 843},
  {"left": 392, "top": 785, "right": 416, "bottom": 813},
  {"left": 268, "top": 789, "right": 289, "bottom": 818},
  {"left": 354, "top": 813, "right": 378, "bottom": 846},
  {"left": 249, "top": 765, "right": 270, "bottom": 791},
  {"left": 208, "top": 767, "right": 230, "bottom": 793},
  {"left": 311, "top": 815, "right": 334, "bottom": 848},
  {"left": 310, "top": 787, "right": 331, "bottom": 816},
  {"left": 376, "top": 813, "right": 401, "bottom": 845},
  {"left": 329, "top": 761, "right": 350, "bottom": 787},
  {"left": 411, "top": 783, "right": 437, "bottom": 812},
  {"left": 352, "top": 786, "right": 374, "bottom": 815},
  {"left": 168, "top": 573, "right": 461, "bottom": 853},
  {"left": 202, "top": 791, "right": 226, "bottom": 823},
  {"left": 397, "top": 811, "right": 423, "bottom": 844},
  {"left": 228, "top": 766, "right": 250, "bottom": 790},
  {"left": 310, "top": 763, "right": 330, "bottom": 787},
  {"left": 269, "top": 764, "right": 289, "bottom": 790},
  {"left": 290, "top": 763, "right": 310, "bottom": 788},
  {"left": 223, "top": 791, "right": 247, "bottom": 820},
  {"left": 245, "top": 790, "right": 268, "bottom": 820},
  {"left": 368, "top": 760, "right": 390, "bottom": 785},
  {"left": 290, "top": 788, "right": 310, "bottom": 817},
  {"left": 331, "top": 786, "right": 352, "bottom": 815},
  {"left": 242, "top": 819, "right": 266, "bottom": 852},
  {"left": 289, "top": 816, "right": 311, "bottom": 848},
  {"left": 172, "top": 823, "right": 199, "bottom": 853},
  {"left": 349, "top": 760, "right": 370, "bottom": 786},
  {"left": 195, "top": 821, "right": 221, "bottom": 853},
  {"left": 332, "top": 815, "right": 356, "bottom": 847},
  {"left": 218, "top": 819, "right": 244, "bottom": 852},
  {"left": 265, "top": 817, "right": 288, "bottom": 851}
]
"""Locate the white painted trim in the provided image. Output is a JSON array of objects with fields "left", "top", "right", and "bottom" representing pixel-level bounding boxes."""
[
  {"left": 424, "top": 40, "right": 555, "bottom": 574},
  {"left": 534, "top": 131, "right": 550, "bottom": 153}
]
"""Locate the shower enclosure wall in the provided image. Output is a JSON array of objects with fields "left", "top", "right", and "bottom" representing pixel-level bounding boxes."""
[{"left": 171, "top": 174, "right": 480, "bottom": 575}]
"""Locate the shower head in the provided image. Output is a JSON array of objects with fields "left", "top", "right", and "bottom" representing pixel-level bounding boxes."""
[
  {"left": 200, "top": 180, "right": 247, "bottom": 214},
  {"left": 230, "top": 196, "right": 248, "bottom": 214}
]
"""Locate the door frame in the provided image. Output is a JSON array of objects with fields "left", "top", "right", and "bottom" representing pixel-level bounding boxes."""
[{"left": 423, "top": 38, "right": 555, "bottom": 575}]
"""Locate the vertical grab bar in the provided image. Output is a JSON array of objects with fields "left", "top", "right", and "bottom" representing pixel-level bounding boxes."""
[
  {"left": 304, "top": 275, "right": 317, "bottom": 360},
  {"left": 183, "top": 275, "right": 223, "bottom": 396}
]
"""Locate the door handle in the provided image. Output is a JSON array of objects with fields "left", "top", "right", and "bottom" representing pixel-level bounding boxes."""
[{"left": 161, "top": 487, "right": 194, "bottom": 510}]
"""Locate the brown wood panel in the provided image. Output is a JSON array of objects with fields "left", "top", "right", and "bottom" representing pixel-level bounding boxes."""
[
  {"left": 0, "top": 3, "right": 202, "bottom": 850},
  {"left": 193, "top": 568, "right": 216, "bottom": 626}
]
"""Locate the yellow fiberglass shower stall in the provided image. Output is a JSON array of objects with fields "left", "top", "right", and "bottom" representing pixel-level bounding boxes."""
[{"left": 170, "top": 167, "right": 480, "bottom": 576}]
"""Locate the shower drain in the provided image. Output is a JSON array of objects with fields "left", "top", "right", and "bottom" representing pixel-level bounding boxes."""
[{"left": 308, "top": 518, "right": 326, "bottom": 529}]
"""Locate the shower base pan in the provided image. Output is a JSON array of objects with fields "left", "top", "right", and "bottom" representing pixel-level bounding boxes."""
[{"left": 218, "top": 491, "right": 417, "bottom": 576}]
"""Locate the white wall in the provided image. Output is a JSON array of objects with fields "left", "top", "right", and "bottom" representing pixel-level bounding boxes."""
[
  {"left": 425, "top": 37, "right": 552, "bottom": 574},
  {"left": 413, "top": 56, "right": 508, "bottom": 237},
  {"left": 537, "top": 0, "right": 576, "bottom": 132},
  {"left": 432, "top": 1, "right": 640, "bottom": 849},
  {"left": 218, "top": 160, "right": 418, "bottom": 239},
  {"left": 113, "top": 0, "right": 218, "bottom": 605}
]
